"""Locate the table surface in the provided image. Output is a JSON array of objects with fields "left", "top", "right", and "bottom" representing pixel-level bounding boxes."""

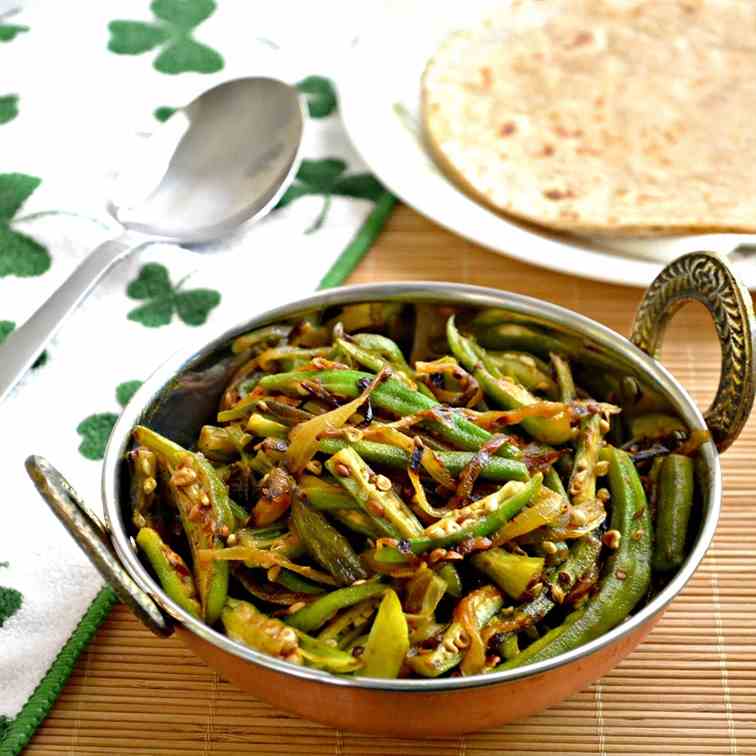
[{"left": 26, "top": 205, "right": 756, "bottom": 755}]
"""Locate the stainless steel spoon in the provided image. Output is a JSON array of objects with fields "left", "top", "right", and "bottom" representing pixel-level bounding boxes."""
[{"left": 0, "top": 77, "right": 305, "bottom": 403}]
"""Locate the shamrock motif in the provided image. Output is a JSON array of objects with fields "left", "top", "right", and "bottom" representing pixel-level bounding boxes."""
[
  {"left": 296, "top": 76, "right": 337, "bottom": 119},
  {"left": 0, "top": 320, "right": 47, "bottom": 367},
  {"left": 0, "top": 562, "right": 22, "bottom": 629},
  {"left": 0, "top": 94, "right": 18, "bottom": 125},
  {"left": 0, "top": 173, "right": 51, "bottom": 278},
  {"left": 0, "top": 24, "right": 28, "bottom": 43},
  {"left": 108, "top": 0, "right": 223, "bottom": 75},
  {"left": 153, "top": 106, "right": 176, "bottom": 122},
  {"left": 126, "top": 262, "right": 221, "bottom": 328},
  {"left": 276, "top": 158, "right": 385, "bottom": 233},
  {"left": 77, "top": 380, "right": 143, "bottom": 460}
]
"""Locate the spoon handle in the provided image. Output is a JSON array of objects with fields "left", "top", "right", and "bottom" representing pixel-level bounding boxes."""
[{"left": 0, "top": 231, "right": 148, "bottom": 404}]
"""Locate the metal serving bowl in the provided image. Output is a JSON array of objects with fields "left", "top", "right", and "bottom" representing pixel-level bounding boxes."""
[{"left": 28, "top": 251, "right": 755, "bottom": 737}]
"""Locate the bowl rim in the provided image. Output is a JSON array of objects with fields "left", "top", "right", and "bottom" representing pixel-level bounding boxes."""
[{"left": 102, "top": 281, "right": 721, "bottom": 691}]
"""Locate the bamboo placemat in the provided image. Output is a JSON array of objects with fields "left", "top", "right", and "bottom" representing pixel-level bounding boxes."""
[{"left": 26, "top": 206, "right": 756, "bottom": 755}]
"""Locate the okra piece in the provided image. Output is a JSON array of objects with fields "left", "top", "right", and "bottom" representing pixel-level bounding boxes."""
[
  {"left": 330, "top": 508, "right": 383, "bottom": 538},
  {"left": 485, "top": 351, "right": 557, "bottom": 396},
  {"left": 496, "top": 608, "right": 585, "bottom": 670},
  {"left": 543, "top": 466, "right": 568, "bottom": 500},
  {"left": 275, "top": 569, "right": 326, "bottom": 595},
  {"left": 259, "top": 369, "right": 523, "bottom": 460},
  {"left": 474, "top": 321, "right": 579, "bottom": 359},
  {"left": 318, "top": 600, "right": 378, "bottom": 648},
  {"left": 133, "top": 426, "right": 233, "bottom": 625},
  {"left": 405, "top": 567, "right": 447, "bottom": 619},
  {"left": 247, "top": 414, "right": 288, "bottom": 439},
  {"left": 436, "top": 563, "right": 463, "bottom": 597},
  {"left": 129, "top": 447, "right": 159, "bottom": 530},
  {"left": 361, "top": 589, "right": 409, "bottom": 678},
  {"left": 291, "top": 496, "right": 367, "bottom": 585},
  {"left": 505, "top": 447, "right": 651, "bottom": 666},
  {"left": 568, "top": 413, "right": 605, "bottom": 528},
  {"left": 375, "top": 475, "right": 542, "bottom": 560},
  {"left": 550, "top": 353, "right": 576, "bottom": 403},
  {"left": 317, "top": 437, "right": 529, "bottom": 482},
  {"left": 300, "top": 474, "right": 358, "bottom": 510},
  {"left": 652, "top": 454, "right": 695, "bottom": 572},
  {"left": 408, "top": 586, "right": 503, "bottom": 677},
  {"left": 296, "top": 631, "right": 363, "bottom": 673},
  {"left": 287, "top": 580, "right": 387, "bottom": 632},
  {"left": 336, "top": 336, "right": 415, "bottom": 389},
  {"left": 447, "top": 317, "right": 573, "bottom": 445},
  {"left": 486, "top": 534, "right": 601, "bottom": 653},
  {"left": 231, "top": 324, "right": 292, "bottom": 354},
  {"left": 353, "top": 333, "right": 414, "bottom": 376},
  {"left": 197, "top": 425, "right": 245, "bottom": 462},
  {"left": 325, "top": 447, "right": 424, "bottom": 538},
  {"left": 471, "top": 549, "right": 544, "bottom": 601},
  {"left": 222, "top": 597, "right": 303, "bottom": 664},
  {"left": 136, "top": 527, "right": 201, "bottom": 618},
  {"left": 630, "top": 413, "right": 687, "bottom": 442}
]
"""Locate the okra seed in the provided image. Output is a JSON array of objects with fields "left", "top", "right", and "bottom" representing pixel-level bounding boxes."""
[
  {"left": 530, "top": 582, "right": 544, "bottom": 598},
  {"left": 597, "top": 487, "right": 610, "bottom": 502},
  {"left": 142, "top": 477, "right": 157, "bottom": 495},
  {"left": 226, "top": 533, "right": 238, "bottom": 546},
  {"left": 615, "top": 569, "right": 627, "bottom": 580},
  {"left": 551, "top": 585, "right": 565, "bottom": 603},
  {"left": 200, "top": 494, "right": 210, "bottom": 507},
  {"left": 267, "top": 566, "right": 281, "bottom": 582},
  {"left": 595, "top": 460, "right": 610, "bottom": 476},
  {"left": 375, "top": 474, "right": 392, "bottom": 492},
  {"left": 334, "top": 463, "right": 351, "bottom": 478},
  {"left": 172, "top": 467, "right": 197, "bottom": 487},
  {"left": 367, "top": 499, "right": 385, "bottom": 517},
  {"left": 602, "top": 529, "right": 622, "bottom": 549},
  {"left": 288, "top": 601, "right": 306, "bottom": 614},
  {"left": 571, "top": 509, "right": 588, "bottom": 526},
  {"left": 541, "top": 540, "right": 558, "bottom": 556},
  {"left": 305, "top": 460, "right": 323, "bottom": 475},
  {"left": 631, "top": 528, "right": 645, "bottom": 542},
  {"left": 140, "top": 458, "right": 152, "bottom": 476}
]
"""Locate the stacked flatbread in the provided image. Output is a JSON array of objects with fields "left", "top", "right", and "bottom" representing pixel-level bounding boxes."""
[{"left": 422, "top": 0, "right": 756, "bottom": 235}]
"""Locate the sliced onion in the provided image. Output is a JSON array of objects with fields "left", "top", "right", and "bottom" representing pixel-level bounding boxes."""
[
  {"left": 492, "top": 487, "right": 565, "bottom": 544},
  {"left": 198, "top": 546, "right": 340, "bottom": 585},
  {"left": 286, "top": 368, "right": 388, "bottom": 476}
]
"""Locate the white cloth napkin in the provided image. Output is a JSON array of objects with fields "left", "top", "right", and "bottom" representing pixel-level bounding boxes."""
[{"left": 0, "top": 1, "right": 387, "bottom": 746}]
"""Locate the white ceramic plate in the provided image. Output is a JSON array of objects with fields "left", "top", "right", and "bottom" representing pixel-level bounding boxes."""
[{"left": 337, "top": 0, "right": 756, "bottom": 288}]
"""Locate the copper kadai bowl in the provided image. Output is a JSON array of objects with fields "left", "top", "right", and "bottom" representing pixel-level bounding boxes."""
[{"left": 28, "top": 251, "right": 755, "bottom": 737}]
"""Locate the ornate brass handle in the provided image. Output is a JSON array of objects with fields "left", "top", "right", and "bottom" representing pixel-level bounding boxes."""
[
  {"left": 25, "top": 455, "right": 172, "bottom": 637},
  {"left": 631, "top": 251, "right": 756, "bottom": 452}
]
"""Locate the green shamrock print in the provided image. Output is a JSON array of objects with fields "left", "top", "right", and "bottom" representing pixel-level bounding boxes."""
[
  {"left": 0, "top": 24, "right": 28, "bottom": 43},
  {"left": 108, "top": 0, "right": 223, "bottom": 75},
  {"left": 297, "top": 76, "right": 337, "bottom": 119},
  {"left": 0, "top": 94, "right": 18, "bottom": 125},
  {"left": 154, "top": 106, "right": 176, "bottom": 122},
  {"left": 77, "top": 380, "right": 143, "bottom": 460},
  {"left": 0, "top": 562, "right": 22, "bottom": 629},
  {"left": 0, "top": 320, "right": 47, "bottom": 367},
  {"left": 276, "top": 158, "right": 385, "bottom": 233},
  {"left": 127, "top": 262, "right": 221, "bottom": 328},
  {"left": 0, "top": 173, "right": 51, "bottom": 278}
]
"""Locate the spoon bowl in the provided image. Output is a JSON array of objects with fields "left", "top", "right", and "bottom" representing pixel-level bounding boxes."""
[
  {"left": 112, "top": 78, "right": 305, "bottom": 242},
  {"left": 0, "top": 76, "right": 306, "bottom": 403}
]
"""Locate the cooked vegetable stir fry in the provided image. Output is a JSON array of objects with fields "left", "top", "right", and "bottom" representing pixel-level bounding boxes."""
[{"left": 129, "top": 304, "right": 704, "bottom": 678}]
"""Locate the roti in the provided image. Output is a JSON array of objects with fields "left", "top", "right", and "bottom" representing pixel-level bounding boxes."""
[{"left": 422, "top": 0, "right": 756, "bottom": 235}]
